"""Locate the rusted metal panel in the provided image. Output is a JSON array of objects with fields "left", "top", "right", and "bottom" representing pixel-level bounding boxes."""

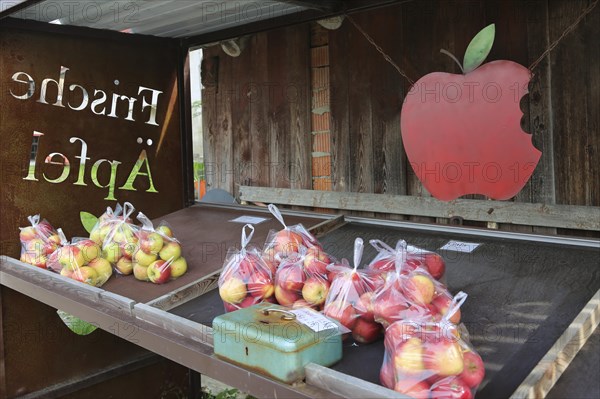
[{"left": 0, "top": 21, "right": 185, "bottom": 396}]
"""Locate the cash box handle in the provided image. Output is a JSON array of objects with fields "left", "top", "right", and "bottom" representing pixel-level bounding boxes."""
[{"left": 262, "top": 308, "right": 297, "bottom": 321}]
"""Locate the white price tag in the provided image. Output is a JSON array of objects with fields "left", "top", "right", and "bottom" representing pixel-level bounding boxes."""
[
  {"left": 229, "top": 216, "right": 269, "bottom": 224},
  {"left": 440, "top": 240, "right": 481, "bottom": 253},
  {"left": 290, "top": 308, "right": 338, "bottom": 332}
]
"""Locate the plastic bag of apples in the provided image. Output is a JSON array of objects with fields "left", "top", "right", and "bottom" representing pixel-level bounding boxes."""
[
  {"left": 380, "top": 292, "right": 485, "bottom": 398},
  {"left": 46, "top": 229, "right": 113, "bottom": 287},
  {"left": 88, "top": 202, "right": 140, "bottom": 276},
  {"left": 219, "top": 224, "right": 276, "bottom": 311},
  {"left": 133, "top": 212, "right": 188, "bottom": 284},
  {"left": 19, "top": 215, "right": 61, "bottom": 269},
  {"left": 262, "top": 204, "right": 323, "bottom": 267},
  {"left": 324, "top": 238, "right": 386, "bottom": 343},
  {"left": 370, "top": 240, "right": 458, "bottom": 328},
  {"left": 367, "top": 239, "right": 446, "bottom": 282}
]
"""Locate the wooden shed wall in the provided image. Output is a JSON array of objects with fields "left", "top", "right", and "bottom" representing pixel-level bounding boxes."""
[{"left": 201, "top": 0, "right": 599, "bottom": 233}]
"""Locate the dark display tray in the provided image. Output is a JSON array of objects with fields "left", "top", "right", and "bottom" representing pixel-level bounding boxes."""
[{"left": 170, "top": 220, "right": 600, "bottom": 398}]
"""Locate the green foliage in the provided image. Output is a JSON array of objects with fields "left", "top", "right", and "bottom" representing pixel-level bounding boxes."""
[
  {"left": 80, "top": 211, "right": 99, "bottom": 233},
  {"left": 194, "top": 161, "right": 205, "bottom": 181}
]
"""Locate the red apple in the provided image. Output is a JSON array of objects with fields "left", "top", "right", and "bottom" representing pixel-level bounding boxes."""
[
  {"left": 272, "top": 229, "right": 303, "bottom": 255},
  {"left": 147, "top": 260, "right": 172, "bottom": 284},
  {"left": 20, "top": 252, "right": 47, "bottom": 269},
  {"left": 423, "top": 337, "right": 464, "bottom": 377},
  {"left": 400, "top": 25, "right": 540, "bottom": 201},
  {"left": 404, "top": 274, "right": 435, "bottom": 304},
  {"left": 393, "top": 378, "right": 430, "bottom": 399},
  {"left": 430, "top": 377, "right": 473, "bottom": 399},
  {"left": 373, "top": 290, "right": 409, "bottom": 326},
  {"left": 238, "top": 295, "right": 257, "bottom": 309},
  {"left": 303, "top": 247, "right": 330, "bottom": 276},
  {"left": 140, "top": 232, "right": 164, "bottom": 254},
  {"left": 432, "top": 293, "right": 461, "bottom": 324},
  {"left": 276, "top": 263, "right": 305, "bottom": 292},
  {"left": 379, "top": 359, "right": 395, "bottom": 389},
  {"left": 223, "top": 301, "right": 237, "bottom": 313},
  {"left": 301, "top": 277, "right": 330, "bottom": 306},
  {"left": 274, "top": 285, "right": 300, "bottom": 307},
  {"left": 352, "top": 319, "right": 382, "bottom": 344},
  {"left": 369, "top": 258, "right": 395, "bottom": 273},
  {"left": 247, "top": 273, "right": 274, "bottom": 298},
  {"left": 324, "top": 300, "right": 357, "bottom": 330},
  {"left": 423, "top": 253, "right": 446, "bottom": 280},
  {"left": 393, "top": 337, "right": 426, "bottom": 374},
  {"left": 459, "top": 351, "right": 485, "bottom": 388},
  {"left": 356, "top": 292, "right": 376, "bottom": 322}
]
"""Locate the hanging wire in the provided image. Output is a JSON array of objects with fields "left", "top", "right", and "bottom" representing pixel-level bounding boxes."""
[
  {"left": 345, "top": 0, "right": 598, "bottom": 82},
  {"left": 528, "top": 0, "right": 598, "bottom": 71}
]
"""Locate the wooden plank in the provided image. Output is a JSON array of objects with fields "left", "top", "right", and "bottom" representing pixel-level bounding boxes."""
[
  {"left": 305, "top": 363, "right": 408, "bottom": 399},
  {"left": 287, "top": 24, "right": 313, "bottom": 190},
  {"left": 134, "top": 303, "right": 214, "bottom": 347},
  {"left": 249, "top": 33, "right": 271, "bottom": 188},
  {"left": 201, "top": 52, "right": 219, "bottom": 192},
  {"left": 308, "top": 214, "right": 346, "bottom": 238},
  {"left": 239, "top": 186, "right": 600, "bottom": 231},
  {"left": 329, "top": 18, "right": 351, "bottom": 193},
  {"left": 510, "top": 289, "right": 600, "bottom": 398},
  {"left": 145, "top": 270, "right": 220, "bottom": 311},
  {"left": 0, "top": 287, "right": 6, "bottom": 399}
]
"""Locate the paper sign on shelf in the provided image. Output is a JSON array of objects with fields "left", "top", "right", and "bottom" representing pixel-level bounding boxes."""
[
  {"left": 290, "top": 308, "right": 338, "bottom": 332},
  {"left": 229, "top": 216, "right": 269, "bottom": 224},
  {"left": 439, "top": 240, "right": 481, "bottom": 253}
]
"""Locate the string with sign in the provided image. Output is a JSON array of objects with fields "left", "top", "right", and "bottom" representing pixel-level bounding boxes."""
[{"left": 346, "top": 0, "right": 598, "bottom": 84}]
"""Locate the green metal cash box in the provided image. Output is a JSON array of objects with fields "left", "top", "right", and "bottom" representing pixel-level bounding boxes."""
[{"left": 212, "top": 303, "right": 343, "bottom": 383}]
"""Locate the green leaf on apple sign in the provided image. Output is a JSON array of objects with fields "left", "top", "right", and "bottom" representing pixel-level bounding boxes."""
[
  {"left": 463, "top": 24, "right": 495, "bottom": 74},
  {"left": 57, "top": 310, "right": 98, "bottom": 335},
  {"left": 80, "top": 211, "right": 98, "bottom": 234}
]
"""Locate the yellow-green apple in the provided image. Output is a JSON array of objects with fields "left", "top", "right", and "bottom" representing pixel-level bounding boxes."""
[
  {"left": 147, "top": 260, "right": 172, "bottom": 284},
  {"left": 116, "top": 257, "right": 134, "bottom": 275},
  {"left": 113, "top": 225, "right": 135, "bottom": 245},
  {"left": 133, "top": 263, "right": 149, "bottom": 281},
  {"left": 121, "top": 242, "right": 137, "bottom": 260},
  {"left": 219, "top": 277, "right": 247, "bottom": 303},
  {"left": 248, "top": 273, "right": 274, "bottom": 298},
  {"left": 424, "top": 338, "right": 464, "bottom": 376},
  {"left": 301, "top": 277, "right": 330, "bottom": 306},
  {"left": 89, "top": 227, "right": 104, "bottom": 244},
  {"left": 88, "top": 257, "right": 113, "bottom": 283},
  {"left": 156, "top": 225, "right": 173, "bottom": 238},
  {"left": 20, "top": 252, "right": 47, "bottom": 268},
  {"left": 303, "top": 247, "right": 330, "bottom": 276},
  {"left": 274, "top": 285, "right": 300, "bottom": 307},
  {"left": 77, "top": 240, "right": 101, "bottom": 263},
  {"left": 276, "top": 263, "right": 305, "bottom": 292},
  {"left": 432, "top": 293, "right": 461, "bottom": 324},
  {"left": 58, "top": 246, "right": 85, "bottom": 271},
  {"left": 459, "top": 351, "right": 485, "bottom": 388},
  {"left": 170, "top": 257, "right": 188, "bottom": 279},
  {"left": 159, "top": 242, "right": 181, "bottom": 261},
  {"left": 352, "top": 318, "right": 382, "bottom": 344},
  {"left": 71, "top": 266, "right": 99, "bottom": 286},
  {"left": 379, "top": 359, "right": 395, "bottom": 389},
  {"left": 272, "top": 229, "right": 303, "bottom": 255},
  {"left": 140, "top": 232, "right": 164, "bottom": 254},
  {"left": 423, "top": 253, "right": 446, "bottom": 280},
  {"left": 394, "top": 337, "right": 426, "bottom": 374},
  {"left": 47, "top": 234, "right": 61, "bottom": 245},
  {"left": 19, "top": 226, "right": 38, "bottom": 241},
  {"left": 134, "top": 249, "right": 157, "bottom": 267},
  {"left": 430, "top": 376, "right": 472, "bottom": 399},
  {"left": 393, "top": 378, "right": 430, "bottom": 399},
  {"left": 405, "top": 274, "right": 435, "bottom": 304},
  {"left": 102, "top": 242, "right": 122, "bottom": 264},
  {"left": 43, "top": 241, "right": 60, "bottom": 256},
  {"left": 25, "top": 238, "right": 45, "bottom": 254},
  {"left": 60, "top": 267, "right": 73, "bottom": 278},
  {"left": 324, "top": 300, "right": 357, "bottom": 329}
]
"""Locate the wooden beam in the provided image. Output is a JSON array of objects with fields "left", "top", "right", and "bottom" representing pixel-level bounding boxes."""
[
  {"left": 0, "top": 0, "right": 44, "bottom": 20},
  {"left": 239, "top": 186, "right": 600, "bottom": 231},
  {"left": 510, "top": 290, "right": 600, "bottom": 398}
]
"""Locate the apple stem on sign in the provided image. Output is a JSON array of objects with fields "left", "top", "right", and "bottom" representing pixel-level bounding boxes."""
[{"left": 440, "top": 49, "right": 465, "bottom": 74}]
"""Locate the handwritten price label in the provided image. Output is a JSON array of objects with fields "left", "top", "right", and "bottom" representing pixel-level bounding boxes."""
[
  {"left": 290, "top": 308, "right": 338, "bottom": 332},
  {"left": 439, "top": 240, "right": 481, "bottom": 253}
]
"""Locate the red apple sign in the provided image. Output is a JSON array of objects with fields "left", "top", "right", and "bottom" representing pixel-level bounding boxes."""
[{"left": 401, "top": 24, "right": 541, "bottom": 201}]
